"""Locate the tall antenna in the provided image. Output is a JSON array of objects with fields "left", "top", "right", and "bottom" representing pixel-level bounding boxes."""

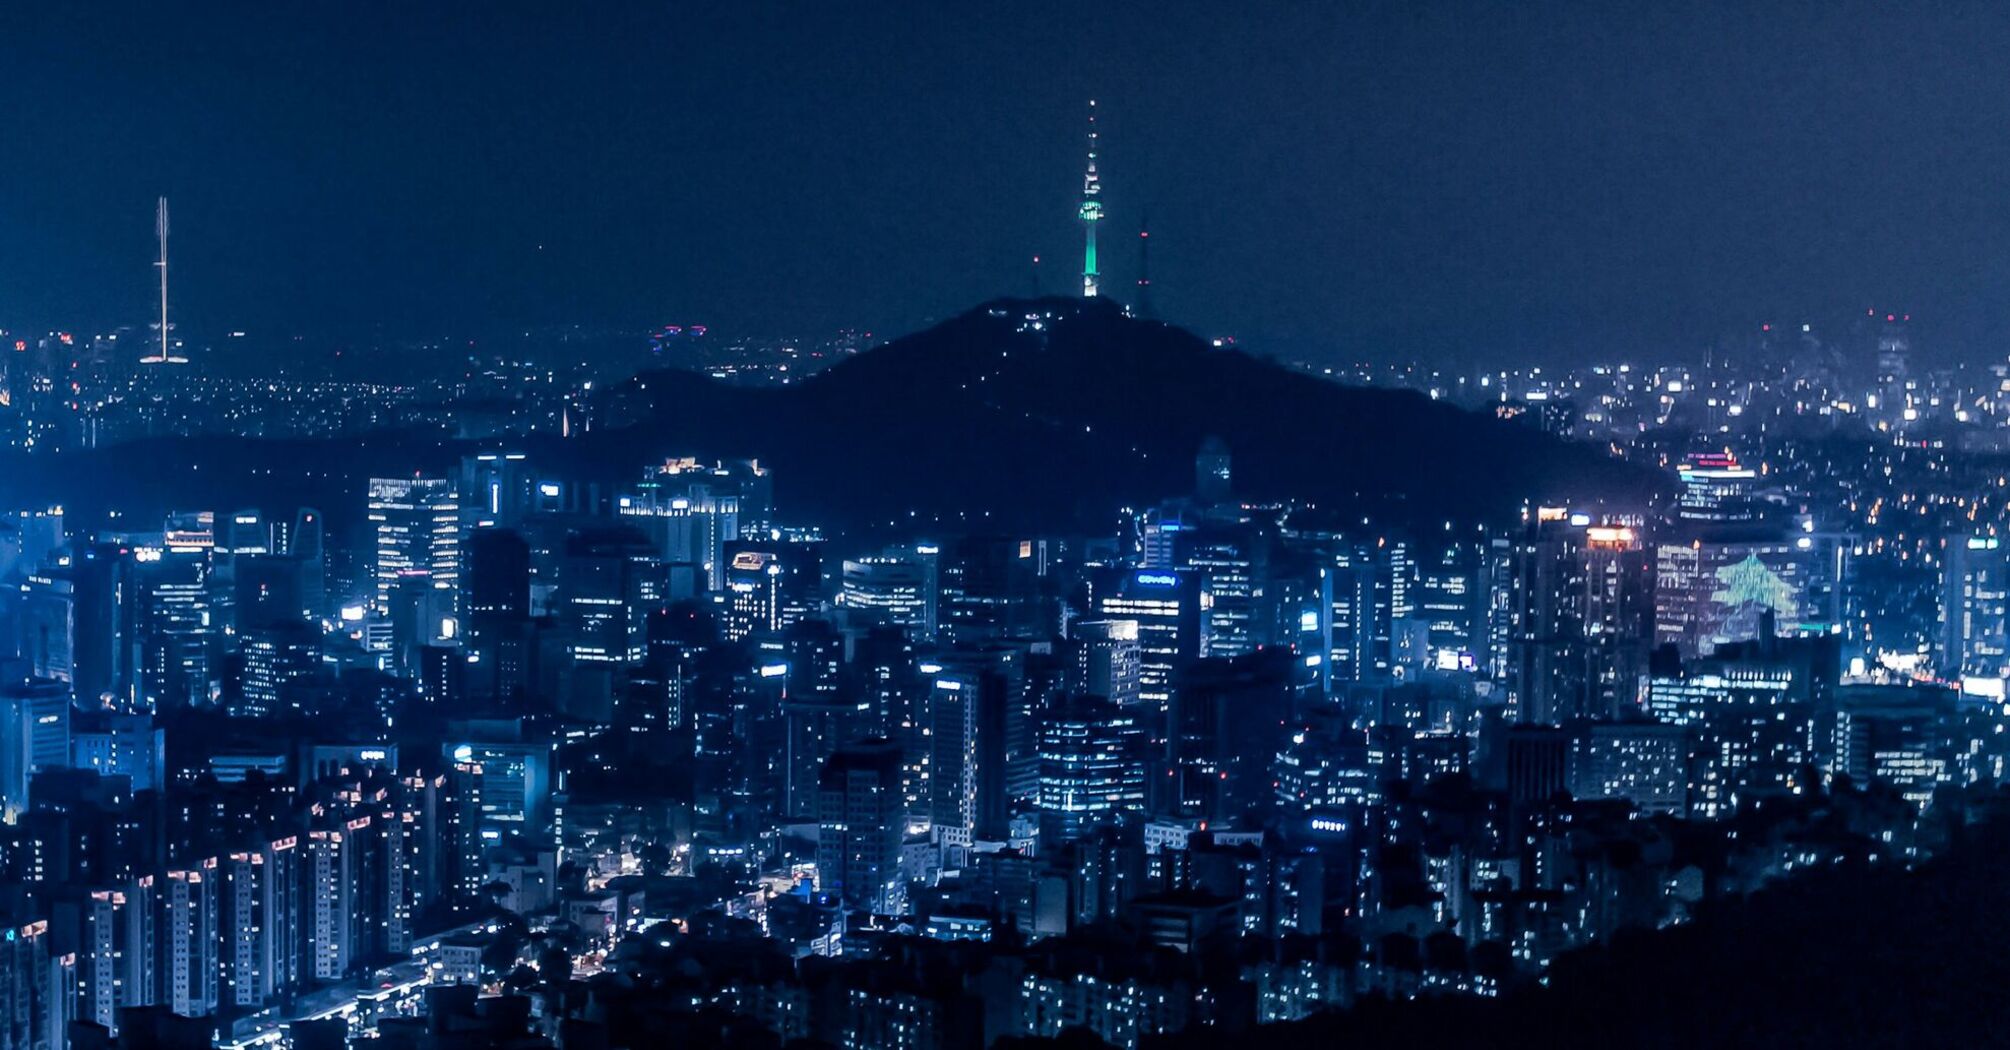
[
  {"left": 147, "top": 197, "right": 182, "bottom": 365},
  {"left": 1079, "top": 100, "right": 1102, "bottom": 298},
  {"left": 1136, "top": 211, "right": 1153, "bottom": 320}
]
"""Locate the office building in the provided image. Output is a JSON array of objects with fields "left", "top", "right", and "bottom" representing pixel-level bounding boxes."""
[
  {"left": 367, "top": 476, "right": 462, "bottom": 614},
  {"left": 815, "top": 739, "right": 906, "bottom": 914}
]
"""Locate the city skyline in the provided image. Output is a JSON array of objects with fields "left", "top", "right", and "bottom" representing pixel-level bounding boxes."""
[{"left": 2, "top": 7, "right": 2009, "bottom": 1049}]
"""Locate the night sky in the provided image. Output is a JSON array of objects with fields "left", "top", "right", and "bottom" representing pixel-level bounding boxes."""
[{"left": 5, "top": 1, "right": 2010, "bottom": 365}]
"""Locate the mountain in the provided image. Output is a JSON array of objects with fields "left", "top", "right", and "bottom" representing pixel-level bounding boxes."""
[
  {"left": 0, "top": 298, "right": 1660, "bottom": 541},
  {"left": 596, "top": 297, "right": 1659, "bottom": 534}
]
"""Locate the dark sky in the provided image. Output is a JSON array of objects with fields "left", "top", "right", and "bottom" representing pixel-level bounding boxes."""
[{"left": 5, "top": 2, "right": 2010, "bottom": 366}]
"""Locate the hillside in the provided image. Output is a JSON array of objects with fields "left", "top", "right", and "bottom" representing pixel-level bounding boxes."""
[
  {"left": 600, "top": 297, "right": 1658, "bottom": 533},
  {"left": 0, "top": 299, "right": 1660, "bottom": 539}
]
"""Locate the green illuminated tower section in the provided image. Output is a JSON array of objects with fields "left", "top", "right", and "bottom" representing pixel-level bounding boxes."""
[{"left": 1080, "top": 100, "right": 1102, "bottom": 298}]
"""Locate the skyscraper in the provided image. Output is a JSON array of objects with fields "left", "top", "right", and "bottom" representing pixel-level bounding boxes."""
[
  {"left": 720, "top": 540, "right": 821, "bottom": 642},
  {"left": 816, "top": 739, "right": 905, "bottom": 915},
  {"left": 219, "top": 838, "right": 301, "bottom": 1011},
  {"left": 368, "top": 477, "right": 462, "bottom": 614},
  {"left": 1036, "top": 698, "right": 1146, "bottom": 846},
  {"left": 1071, "top": 619, "right": 1143, "bottom": 707},
  {"left": 784, "top": 684, "right": 871, "bottom": 821},
  {"left": 0, "top": 677, "right": 70, "bottom": 820},
  {"left": 237, "top": 620, "right": 323, "bottom": 719},
  {"left": 937, "top": 536, "right": 1047, "bottom": 645},
  {"left": 21, "top": 543, "right": 130, "bottom": 709},
  {"left": 159, "top": 864, "right": 219, "bottom": 1018},
  {"left": 838, "top": 546, "right": 938, "bottom": 638},
  {"left": 466, "top": 528, "right": 532, "bottom": 624},
  {"left": 1942, "top": 535, "right": 2009, "bottom": 681},
  {"left": 1089, "top": 567, "right": 1205, "bottom": 714},
  {"left": 618, "top": 460, "right": 743, "bottom": 590},
  {"left": 926, "top": 646, "right": 1031, "bottom": 851},
  {"left": 1511, "top": 515, "right": 1655, "bottom": 723},
  {"left": 560, "top": 526, "right": 662, "bottom": 665},
  {"left": 133, "top": 547, "right": 214, "bottom": 712}
]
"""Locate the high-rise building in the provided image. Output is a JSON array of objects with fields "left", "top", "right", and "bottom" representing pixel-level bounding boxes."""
[
  {"left": 1942, "top": 535, "right": 2009, "bottom": 682},
  {"left": 938, "top": 537, "right": 1047, "bottom": 645},
  {"left": 1321, "top": 538, "right": 1380, "bottom": 684},
  {"left": 0, "top": 508, "right": 62, "bottom": 587},
  {"left": 459, "top": 452, "right": 535, "bottom": 529},
  {"left": 466, "top": 528, "right": 532, "bottom": 625},
  {"left": 158, "top": 864, "right": 219, "bottom": 1018},
  {"left": 1873, "top": 317, "right": 1913, "bottom": 425},
  {"left": 1071, "top": 620, "right": 1142, "bottom": 707},
  {"left": 720, "top": 541, "right": 821, "bottom": 641},
  {"left": 0, "top": 677, "right": 70, "bottom": 820},
  {"left": 783, "top": 691, "right": 872, "bottom": 821},
  {"left": 289, "top": 508, "right": 328, "bottom": 617},
  {"left": 132, "top": 546, "right": 214, "bottom": 712},
  {"left": 0, "top": 917, "right": 67, "bottom": 1050},
  {"left": 70, "top": 710, "right": 165, "bottom": 793},
  {"left": 1645, "top": 626, "right": 1836, "bottom": 817},
  {"left": 367, "top": 477, "right": 462, "bottom": 614},
  {"left": 560, "top": 526, "right": 662, "bottom": 665},
  {"left": 237, "top": 620, "right": 323, "bottom": 719},
  {"left": 1166, "top": 650, "right": 1299, "bottom": 821},
  {"left": 926, "top": 647, "right": 1031, "bottom": 851},
  {"left": 816, "top": 739, "right": 906, "bottom": 915},
  {"left": 1831, "top": 683, "right": 1956, "bottom": 808},
  {"left": 443, "top": 740, "right": 553, "bottom": 832},
  {"left": 72, "top": 884, "right": 147, "bottom": 1033},
  {"left": 838, "top": 546, "right": 938, "bottom": 638},
  {"left": 617, "top": 458, "right": 746, "bottom": 590},
  {"left": 224, "top": 510, "right": 270, "bottom": 555},
  {"left": 1089, "top": 567, "right": 1205, "bottom": 714},
  {"left": 1654, "top": 537, "right": 1818, "bottom": 659},
  {"left": 1036, "top": 698, "right": 1146, "bottom": 846},
  {"left": 1174, "top": 513, "right": 1319, "bottom": 660},
  {"left": 219, "top": 837, "right": 301, "bottom": 1011},
  {"left": 777, "top": 620, "right": 867, "bottom": 818},
  {"left": 1413, "top": 538, "right": 1489, "bottom": 670},
  {"left": 303, "top": 828, "right": 352, "bottom": 980},
  {"left": 234, "top": 553, "right": 314, "bottom": 629},
  {"left": 1509, "top": 514, "right": 1654, "bottom": 723}
]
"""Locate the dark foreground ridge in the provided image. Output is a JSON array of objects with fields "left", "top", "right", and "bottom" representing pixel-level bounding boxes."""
[{"left": 1154, "top": 807, "right": 2010, "bottom": 1050}]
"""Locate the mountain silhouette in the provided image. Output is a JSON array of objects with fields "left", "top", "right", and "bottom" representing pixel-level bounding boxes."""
[
  {"left": 0, "top": 298, "right": 1659, "bottom": 541},
  {"left": 597, "top": 296, "right": 1659, "bottom": 534}
]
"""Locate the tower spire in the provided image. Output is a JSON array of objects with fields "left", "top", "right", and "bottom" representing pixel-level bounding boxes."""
[{"left": 1079, "top": 100, "right": 1102, "bottom": 298}]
